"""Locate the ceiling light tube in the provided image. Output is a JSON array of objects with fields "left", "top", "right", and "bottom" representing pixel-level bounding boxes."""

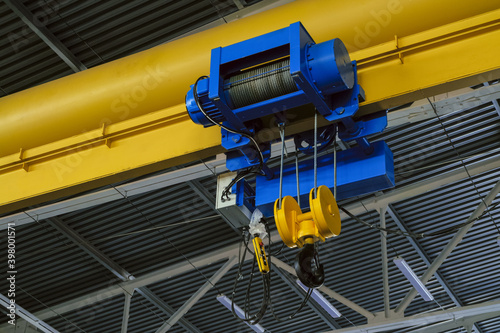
[
  {"left": 393, "top": 257, "right": 434, "bottom": 301},
  {"left": 296, "top": 280, "right": 342, "bottom": 318},
  {"left": 216, "top": 295, "right": 265, "bottom": 333}
]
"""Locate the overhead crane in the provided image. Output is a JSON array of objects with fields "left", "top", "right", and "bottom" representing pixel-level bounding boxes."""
[
  {"left": 0, "top": 0, "right": 499, "bottom": 215},
  {"left": 184, "top": 21, "right": 393, "bottom": 289},
  {"left": 0, "top": 0, "right": 499, "bottom": 328},
  {"left": 0, "top": 0, "right": 498, "bottom": 308}
]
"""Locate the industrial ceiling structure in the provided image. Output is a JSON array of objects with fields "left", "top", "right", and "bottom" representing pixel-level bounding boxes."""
[{"left": 1, "top": 0, "right": 500, "bottom": 333}]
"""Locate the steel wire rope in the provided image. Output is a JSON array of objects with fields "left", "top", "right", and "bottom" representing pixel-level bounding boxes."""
[
  {"left": 278, "top": 123, "right": 286, "bottom": 209},
  {"left": 426, "top": 97, "right": 500, "bottom": 235},
  {"left": 333, "top": 124, "right": 338, "bottom": 198},
  {"left": 314, "top": 110, "right": 318, "bottom": 198},
  {"left": 340, "top": 99, "right": 500, "bottom": 239},
  {"left": 295, "top": 147, "right": 301, "bottom": 207},
  {"left": 339, "top": 202, "right": 500, "bottom": 239},
  {"left": 112, "top": 186, "right": 224, "bottom": 295},
  {"left": 20, "top": 212, "right": 163, "bottom": 332}
]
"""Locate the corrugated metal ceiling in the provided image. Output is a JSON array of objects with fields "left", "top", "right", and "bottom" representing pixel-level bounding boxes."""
[{"left": 0, "top": 0, "right": 499, "bottom": 332}]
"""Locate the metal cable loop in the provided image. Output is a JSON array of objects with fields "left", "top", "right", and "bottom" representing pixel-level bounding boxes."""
[
  {"left": 313, "top": 110, "right": 318, "bottom": 198},
  {"left": 279, "top": 124, "right": 285, "bottom": 209},
  {"left": 295, "top": 148, "right": 301, "bottom": 207}
]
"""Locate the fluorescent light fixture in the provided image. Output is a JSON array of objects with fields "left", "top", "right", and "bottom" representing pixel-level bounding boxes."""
[
  {"left": 216, "top": 295, "right": 265, "bottom": 333},
  {"left": 393, "top": 257, "right": 434, "bottom": 301},
  {"left": 296, "top": 280, "right": 342, "bottom": 318}
]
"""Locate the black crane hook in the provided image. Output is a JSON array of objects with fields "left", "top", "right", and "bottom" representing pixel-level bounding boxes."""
[{"left": 295, "top": 242, "right": 325, "bottom": 288}]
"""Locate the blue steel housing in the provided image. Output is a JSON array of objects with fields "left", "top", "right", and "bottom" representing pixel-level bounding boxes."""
[
  {"left": 185, "top": 22, "right": 395, "bottom": 216},
  {"left": 186, "top": 22, "right": 369, "bottom": 170},
  {"left": 256, "top": 141, "right": 395, "bottom": 217},
  {"left": 186, "top": 22, "right": 361, "bottom": 130}
]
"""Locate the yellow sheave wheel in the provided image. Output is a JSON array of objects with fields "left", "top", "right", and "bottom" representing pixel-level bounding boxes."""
[
  {"left": 310, "top": 185, "right": 341, "bottom": 238},
  {"left": 274, "top": 196, "right": 301, "bottom": 248}
]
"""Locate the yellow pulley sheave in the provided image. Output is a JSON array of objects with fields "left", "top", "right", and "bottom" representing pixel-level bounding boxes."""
[{"left": 274, "top": 185, "right": 341, "bottom": 248}]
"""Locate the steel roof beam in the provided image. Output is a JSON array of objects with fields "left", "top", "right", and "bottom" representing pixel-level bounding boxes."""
[
  {"left": 484, "top": 82, "right": 500, "bottom": 117},
  {"left": 47, "top": 217, "right": 131, "bottom": 280},
  {"left": 0, "top": 294, "right": 60, "bottom": 333},
  {"left": 387, "top": 83, "right": 500, "bottom": 128},
  {"left": 273, "top": 266, "right": 342, "bottom": 329},
  {"left": 121, "top": 292, "right": 133, "bottom": 333},
  {"left": 271, "top": 257, "right": 375, "bottom": 320},
  {"left": 4, "top": 320, "right": 42, "bottom": 333},
  {"left": 46, "top": 217, "right": 203, "bottom": 333},
  {"left": 408, "top": 313, "right": 494, "bottom": 333},
  {"left": 379, "top": 206, "right": 391, "bottom": 318},
  {"left": 31, "top": 231, "right": 372, "bottom": 324},
  {"left": 154, "top": 257, "right": 237, "bottom": 333},
  {"left": 387, "top": 205, "right": 483, "bottom": 333},
  {"left": 321, "top": 299, "right": 500, "bottom": 333},
  {"left": 231, "top": 0, "right": 244, "bottom": 10},
  {"left": 1, "top": 2, "right": 500, "bottom": 213},
  {"left": 2, "top": 0, "right": 86, "bottom": 72},
  {"left": 133, "top": 288, "right": 202, "bottom": 333},
  {"left": 395, "top": 178, "right": 500, "bottom": 314}
]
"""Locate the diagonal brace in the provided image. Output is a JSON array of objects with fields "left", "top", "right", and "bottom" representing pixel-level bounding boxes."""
[
  {"left": 395, "top": 178, "right": 500, "bottom": 314},
  {"left": 271, "top": 256, "right": 375, "bottom": 320},
  {"left": 155, "top": 256, "right": 238, "bottom": 333}
]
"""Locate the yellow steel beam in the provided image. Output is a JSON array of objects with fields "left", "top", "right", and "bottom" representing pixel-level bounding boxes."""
[
  {"left": 0, "top": 105, "right": 222, "bottom": 214},
  {"left": 354, "top": 8, "right": 500, "bottom": 113},
  {"left": 0, "top": 0, "right": 498, "bottom": 157},
  {"left": 0, "top": 1, "right": 499, "bottom": 213}
]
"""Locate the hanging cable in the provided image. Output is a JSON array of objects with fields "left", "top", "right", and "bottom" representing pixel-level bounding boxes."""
[
  {"left": 313, "top": 110, "right": 318, "bottom": 198},
  {"left": 266, "top": 224, "right": 313, "bottom": 322},
  {"left": 113, "top": 187, "right": 224, "bottom": 295},
  {"left": 339, "top": 202, "right": 500, "bottom": 239},
  {"left": 278, "top": 123, "right": 286, "bottom": 209},
  {"left": 231, "top": 221, "right": 314, "bottom": 325},
  {"left": 295, "top": 147, "right": 301, "bottom": 207},
  {"left": 333, "top": 123, "right": 338, "bottom": 198},
  {"left": 426, "top": 97, "right": 500, "bottom": 234},
  {"left": 193, "top": 76, "right": 264, "bottom": 168},
  {"left": 193, "top": 76, "right": 266, "bottom": 202}
]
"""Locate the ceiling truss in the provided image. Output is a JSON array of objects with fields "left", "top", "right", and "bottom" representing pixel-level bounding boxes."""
[{"left": 1, "top": 0, "right": 499, "bottom": 332}]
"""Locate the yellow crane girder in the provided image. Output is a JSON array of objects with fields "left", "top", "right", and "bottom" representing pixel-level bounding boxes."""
[{"left": 0, "top": 0, "right": 499, "bottom": 214}]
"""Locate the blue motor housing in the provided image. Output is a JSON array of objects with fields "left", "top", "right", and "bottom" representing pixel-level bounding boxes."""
[
  {"left": 186, "top": 78, "right": 223, "bottom": 127},
  {"left": 186, "top": 22, "right": 364, "bottom": 133},
  {"left": 185, "top": 21, "right": 396, "bottom": 176}
]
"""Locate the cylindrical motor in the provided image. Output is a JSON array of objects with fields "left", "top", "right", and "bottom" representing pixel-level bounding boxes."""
[
  {"left": 307, "top": 38, "right": 354, "bottom": 95},
  {"left": 186, "top": 77, "right": 224, "bottom": 127}
]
